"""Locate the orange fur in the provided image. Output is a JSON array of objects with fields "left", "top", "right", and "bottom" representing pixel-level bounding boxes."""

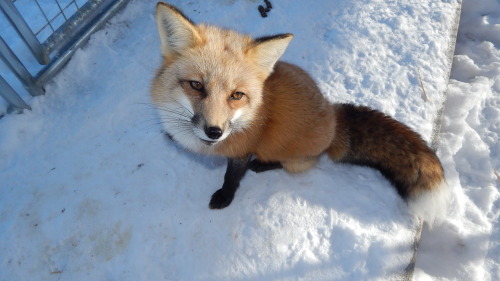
[{"left": 151, "top": 2, "right": 448, "bottom": 223}]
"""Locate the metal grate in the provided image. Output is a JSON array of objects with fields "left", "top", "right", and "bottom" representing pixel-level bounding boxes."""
[
  {"left": 28, "top": 0, "right": 83, "bottom": 41},
  {"left": 0, "top": 0, "right": 130, "bottom": 113}
]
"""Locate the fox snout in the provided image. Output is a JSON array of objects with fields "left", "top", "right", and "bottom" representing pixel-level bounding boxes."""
[
  {"left": 205, "top": 126, "right": 223, "bottom": 140},
  {"left": 191, "top": 114, "right": 229, "bottom": 143}
]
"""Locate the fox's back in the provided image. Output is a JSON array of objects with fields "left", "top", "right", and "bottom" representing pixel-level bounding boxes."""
[{"left": 251, "top": 62, "right": 337, "bottom": 161}]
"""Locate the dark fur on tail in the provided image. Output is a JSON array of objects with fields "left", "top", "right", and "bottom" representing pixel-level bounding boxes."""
[{"left": 328, "top": 104, "right": 444, "bottom": 201}]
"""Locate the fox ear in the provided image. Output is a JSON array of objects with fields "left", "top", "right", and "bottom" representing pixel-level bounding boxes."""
[
  {"left": 156, "top": 2, "right": 202, "bottom": 59},
  {"left": 249, "top": 34, "right": 293, "bottom": 73}
]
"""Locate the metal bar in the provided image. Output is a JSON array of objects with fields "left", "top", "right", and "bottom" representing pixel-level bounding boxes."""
[
  {"left": 430, "top": 3, "right": 463, "bottom": 151},
  {"left": 36, "top": 0, "right": 130, "bottom": 85},
  {"left": 0, "top": 36, "right": 44, "bottom": 96},
  {"left": 0, "top": 0, "right": 50, "bottom": 64},
  {"left": 0, "top": 75, "right": 31, "bottom": 110},
  {"left": 42, "top": 0, "right": 110, "bottom": 56},
  {"left": 403, "top": 4, "right": 463, "bottom": 279},
  {"left": 0, "top": 0, "right": 130, "bottom": 110},
  {"left": 402, "top": 220, "right": 423, "bottom": 281}
]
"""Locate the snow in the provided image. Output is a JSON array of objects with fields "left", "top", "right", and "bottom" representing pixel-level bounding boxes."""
[
  {"left": 0, "top": 0, "right": 498, "bottom": 280},
  {"left": 414, "top": 0, "right": 500, "bottom": 279}
]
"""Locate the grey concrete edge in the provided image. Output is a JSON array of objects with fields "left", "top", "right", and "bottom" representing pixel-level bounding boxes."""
[{"left": 401, "top": 1, "right": 463, "bottom": 280}]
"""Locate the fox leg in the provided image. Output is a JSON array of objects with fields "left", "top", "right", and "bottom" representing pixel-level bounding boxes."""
[
  {"left": 248, "top": 159, "right": 283, "bottom": 173},
  {"left": 281, "top": 157, "right": 318, "bottom": 173},
  {"left": 209, "top": 155, "right": 251, "bottom": 209}
]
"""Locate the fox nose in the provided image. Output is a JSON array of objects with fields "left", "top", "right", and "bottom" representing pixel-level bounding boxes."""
[{"left": 205, "top": 126, "right": 223, "bottom": 140}]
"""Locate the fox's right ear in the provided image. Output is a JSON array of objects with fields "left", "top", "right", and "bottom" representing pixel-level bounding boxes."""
[{"left": 156, "top": 2, "right": 202, "bottom": 60}]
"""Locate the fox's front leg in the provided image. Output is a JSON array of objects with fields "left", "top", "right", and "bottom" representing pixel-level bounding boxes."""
[
  {"left": 248, "top": 159, "right": 283, "bottom": 173},
  {"left": 209, "top": 155, "right": 251, "bottom": 209}
]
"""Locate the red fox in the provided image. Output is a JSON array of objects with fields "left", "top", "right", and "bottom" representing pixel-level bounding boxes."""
[{"left": 151, "top": 2, "right": 449, "bottom": 224}]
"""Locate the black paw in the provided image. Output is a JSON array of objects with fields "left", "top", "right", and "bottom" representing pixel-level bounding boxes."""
[
  {"left": 209, "top": 189, "right": 234, "bottom": 209},
  {"left": 248, "top": 159, "right": 283, "bottom": 173}
]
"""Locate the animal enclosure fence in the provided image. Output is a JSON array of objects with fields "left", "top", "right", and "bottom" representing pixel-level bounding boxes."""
[{"left": 0, "top": 0, "right": 129, "bottom": 112}]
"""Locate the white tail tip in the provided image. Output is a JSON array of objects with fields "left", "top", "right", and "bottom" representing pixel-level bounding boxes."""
[{"left": 408, "top": 181, "right": 450, "bottom": 227}]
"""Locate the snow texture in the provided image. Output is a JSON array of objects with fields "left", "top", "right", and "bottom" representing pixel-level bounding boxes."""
[
  {"left": 415, "top": 0, "right": 500, "bottom": 280},
  {"left": 0, "top": 0, "right": 498, "bottom": 280}
]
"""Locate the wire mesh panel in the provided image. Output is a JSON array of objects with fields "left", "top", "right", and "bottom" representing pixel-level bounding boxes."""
[
  {"left": 0, "top": 0, "right": 129, "bottom": 113},
  {"left": 15, "top": 0, "right": 85, "bottom": 43}
]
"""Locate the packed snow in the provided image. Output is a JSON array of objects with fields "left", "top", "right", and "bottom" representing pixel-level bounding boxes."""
[
  {"left": 0, "top": 0, "right": 498, "bottom": 280},
  {"left": 415, "top": 0, "right": 500, "bottom": 279}
]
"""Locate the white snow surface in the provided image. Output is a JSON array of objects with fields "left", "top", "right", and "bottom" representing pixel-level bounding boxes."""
[
  {"left": 0, "top": 0, "right": 498, "bottom": 280},
  {"left": 415, "top": 0, "right": 500, "bottom": 280}
]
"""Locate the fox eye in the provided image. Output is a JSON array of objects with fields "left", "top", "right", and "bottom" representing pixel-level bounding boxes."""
[
  {"left": 189, "top": 81, "right": 204, "bottom": 91},
  {"left": 230, "top": 92, "right": 245, "bottom": 100}
]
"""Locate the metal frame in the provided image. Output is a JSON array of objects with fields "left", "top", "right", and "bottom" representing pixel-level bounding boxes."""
[{"left": 0, "top": 0, "right": 130, "bottom": 112}]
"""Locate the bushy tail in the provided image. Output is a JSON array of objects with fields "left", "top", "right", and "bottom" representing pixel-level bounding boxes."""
[
  {"left": 328, "top": 104, "right": 449, "bottom": 224},
  {"left": 406, "top": 153, "right": 450, "bottom": 226}
]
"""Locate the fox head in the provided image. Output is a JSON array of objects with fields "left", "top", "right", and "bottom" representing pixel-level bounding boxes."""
[{"left": 151, "top": 2, "right": 292, "bottom": 153}]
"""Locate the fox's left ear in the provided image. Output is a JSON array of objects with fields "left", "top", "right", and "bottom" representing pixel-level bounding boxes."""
[{"left": 249, "top": 34, "right": 293, "bottom": 73}]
